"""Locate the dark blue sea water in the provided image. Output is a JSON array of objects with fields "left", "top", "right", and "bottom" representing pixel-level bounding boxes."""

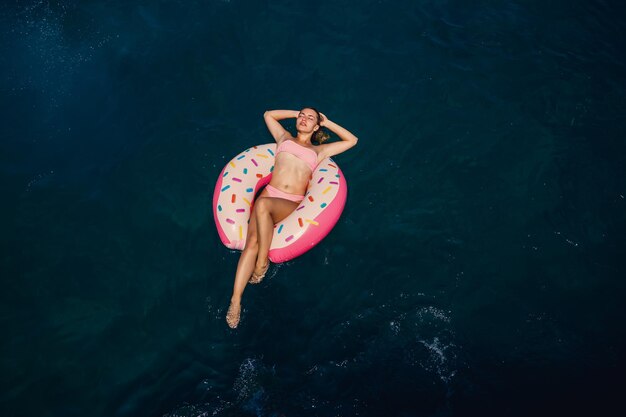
[{"left": 2, "top": 1, "right": 626, "bottom": 416}]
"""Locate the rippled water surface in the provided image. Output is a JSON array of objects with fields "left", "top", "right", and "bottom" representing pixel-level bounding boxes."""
[{"left": 1, "top": 1, "right": 625, "bottom": 416}]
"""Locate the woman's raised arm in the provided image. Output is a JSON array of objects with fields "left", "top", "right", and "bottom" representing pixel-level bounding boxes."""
[
  {"left": 317, "top": 115, "right": 359, "bottom": 159},
  {"left": 263, "top": 110, "right": 298, "bottom": 143}
]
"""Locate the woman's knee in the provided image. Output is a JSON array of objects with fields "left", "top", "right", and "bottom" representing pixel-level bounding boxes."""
[{"left": 255, "top": 197, "right": 270, "bottom": 215}]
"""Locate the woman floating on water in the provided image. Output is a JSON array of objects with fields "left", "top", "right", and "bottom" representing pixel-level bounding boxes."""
[{"left": 226, "top": 108, "right": 358, "bottom": 328}]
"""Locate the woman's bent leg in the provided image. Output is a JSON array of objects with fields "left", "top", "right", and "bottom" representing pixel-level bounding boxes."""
[
  {"left": 253, "top": 197, "right": 298, "bottom": 276},
  {"left": 226, "top": 193, "right": 298, "bottom": 328}
]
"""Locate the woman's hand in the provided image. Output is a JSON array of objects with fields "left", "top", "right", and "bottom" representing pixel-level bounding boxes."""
[{"left": 319, "top": 112, "right": 329, "bottom": 127}]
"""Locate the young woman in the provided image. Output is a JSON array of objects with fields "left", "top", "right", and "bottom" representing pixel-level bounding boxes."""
[{"left": 226, "top": 108, "right": 358, "bottom": 328}]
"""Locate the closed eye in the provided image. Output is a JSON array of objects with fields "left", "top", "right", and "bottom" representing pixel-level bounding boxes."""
[{"left": 299, "top": 112, "right": 316, "bottom": 121}]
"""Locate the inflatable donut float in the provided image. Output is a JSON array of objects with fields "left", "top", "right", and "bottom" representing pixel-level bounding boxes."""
[{"left": 213, "top": 143, "right": 347, "bottom": 263}]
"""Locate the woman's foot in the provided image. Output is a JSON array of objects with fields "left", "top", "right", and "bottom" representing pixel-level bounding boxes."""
[
  {"left": 250, "top": 261, "right": 269, "bottom": 284},
  {"left": 226, "top": 301, "right": 241, "bottom": 328}
]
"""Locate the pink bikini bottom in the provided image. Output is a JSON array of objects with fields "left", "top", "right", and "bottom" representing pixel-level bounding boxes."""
[{"left": 265, "top": 184, "right": 305, "bottom": 203}]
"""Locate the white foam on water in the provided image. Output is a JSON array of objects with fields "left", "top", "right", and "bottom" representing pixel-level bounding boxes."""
[
  {"left": 389, "top": 320, "right": 401, "bottom": 335},
  {"left": 418, "top": 336, "right": 458, "bottom": 383},
  {"left": 231, "top": 357, "right": 272, "bottom": 415},
  {"left": 416, "top": 305, "right": 452, "bottom": 323},
  {"left": 407, "top": 304, "right": 460, "bottom": 385},
  {"left": 233, "top": 358, "right": 259, "bottom": 401}
]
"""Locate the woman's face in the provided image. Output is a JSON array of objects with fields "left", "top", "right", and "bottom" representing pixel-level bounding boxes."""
[{"left": 296, "top": 108, "right": 319, "bottom": 133}]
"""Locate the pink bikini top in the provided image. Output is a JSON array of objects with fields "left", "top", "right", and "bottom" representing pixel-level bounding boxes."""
[{"left": 276, "top": 140, "right": 318, "bottom": 171}]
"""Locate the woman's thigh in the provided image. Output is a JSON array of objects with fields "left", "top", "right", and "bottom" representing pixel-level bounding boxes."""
[
  {"left": 245, "top": 188, "right": 271, "bottom": 242},
  {"left": 258, "top": 197, "right": 299, "bottom": 224}
]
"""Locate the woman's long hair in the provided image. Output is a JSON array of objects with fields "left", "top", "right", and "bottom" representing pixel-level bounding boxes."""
[{"left": 307, "top": 107, "right": 330, "bottom": 144}]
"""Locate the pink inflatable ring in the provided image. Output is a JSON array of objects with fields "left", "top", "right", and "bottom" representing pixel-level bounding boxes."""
[{"left": 213, "top": 143, "right": 347, "bottom": 263}]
